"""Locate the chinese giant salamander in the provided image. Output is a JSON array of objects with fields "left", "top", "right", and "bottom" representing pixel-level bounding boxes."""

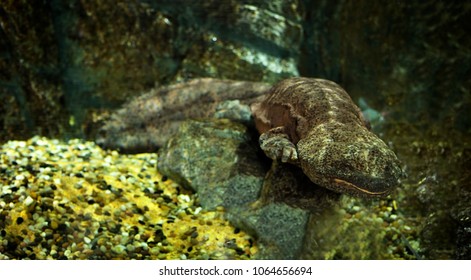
[
  {"left": 96, "top": 77, "right": 402, "bottom": 198},
  {"left": 251, "top": 77, "right": 402, "bottom": 197}
]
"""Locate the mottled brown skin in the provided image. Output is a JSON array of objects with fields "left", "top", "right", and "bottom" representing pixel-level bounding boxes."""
[
  {"left": 97, "top": 77, "right": 402, "bottom": 198},
  {"left": 251, "top": 77, "right": 402, "bottom": 197},
  {"left": 96, "top": 78, "right": 270, "bottom": 153}
]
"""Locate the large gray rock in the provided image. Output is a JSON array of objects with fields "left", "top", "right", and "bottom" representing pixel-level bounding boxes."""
[
  {"left": 158, "top": 119, "right": 267, "bottom": 209},
  {"left": 227, "top": 202, "right": 310, "bottom": 260},
  {"left": 157, "top": 119, "right": 316, "bottom": 259}
]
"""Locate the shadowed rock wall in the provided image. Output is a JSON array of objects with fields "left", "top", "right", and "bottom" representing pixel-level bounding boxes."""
[{"left": 1, "top": 1, "right": 469, "bottom": 139}]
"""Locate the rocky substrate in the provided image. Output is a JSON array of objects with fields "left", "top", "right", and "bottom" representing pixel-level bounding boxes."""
[
  {"left": 0, "top": 137, "right": 255, "bottom": 259},
  {"left": 0, "top": 135, "right": 421, "bottom": 260}
]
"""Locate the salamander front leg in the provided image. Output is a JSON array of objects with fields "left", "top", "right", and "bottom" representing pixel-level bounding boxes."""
[{"left": 259, "top": 126, "right": 299, "bottom": 164}]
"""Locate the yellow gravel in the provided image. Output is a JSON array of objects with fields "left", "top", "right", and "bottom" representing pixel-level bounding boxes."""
[{"left": 0, "top": 136, "right": 256, "bottom": 259}]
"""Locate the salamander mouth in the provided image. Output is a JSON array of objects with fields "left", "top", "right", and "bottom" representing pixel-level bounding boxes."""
[{"left": 332, "top": 178, "right": 390, "bottom": 197}]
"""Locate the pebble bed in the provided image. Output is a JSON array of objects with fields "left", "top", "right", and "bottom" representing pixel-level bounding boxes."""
[
  {"left": 310, "top": 196, "right": 422, "bottom": 260},
  {"left": 0, "top": 137, "right": 256, "bottom": 260}
]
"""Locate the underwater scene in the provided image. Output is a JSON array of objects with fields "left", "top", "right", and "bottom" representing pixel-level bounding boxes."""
[{"left": 0, "top": 1, "right": 470, "bottom": 260}]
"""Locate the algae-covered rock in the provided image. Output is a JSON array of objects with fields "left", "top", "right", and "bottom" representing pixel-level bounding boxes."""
[
  {"left": 157, "top": 119, "right": 313, "bottom": 259},
  {"left": 1, "top": 0, "right": 302, "bottom": 141},
  {"left": 157, "top": 119, "right": 267, "bottom": 210},
  {"left": 227, "top": 203, "right": 309, "bottom": 260}
]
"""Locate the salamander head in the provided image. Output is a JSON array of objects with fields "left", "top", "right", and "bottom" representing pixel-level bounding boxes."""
[{"left": 297, "top": 129, "right": 403, "bottom": 198}]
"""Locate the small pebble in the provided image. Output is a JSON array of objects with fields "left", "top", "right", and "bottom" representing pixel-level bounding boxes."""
[
  {"left": 16, "top": 217, "right": 24, "bottom": 225},
  {"left": 112, "top": 245, "right": 126, "bottom": 255},
  {"left": 23, "top": 196, "right": 34, "bottom": 206},
  {"left": 100, "top": 245, "right": 107, "bottom": 253},
  {"left": 150, "top": 247, "right": 160, "bottom": 255},
  {"left": 126, "top": 244, "right": 135, "bottom": 252}
]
